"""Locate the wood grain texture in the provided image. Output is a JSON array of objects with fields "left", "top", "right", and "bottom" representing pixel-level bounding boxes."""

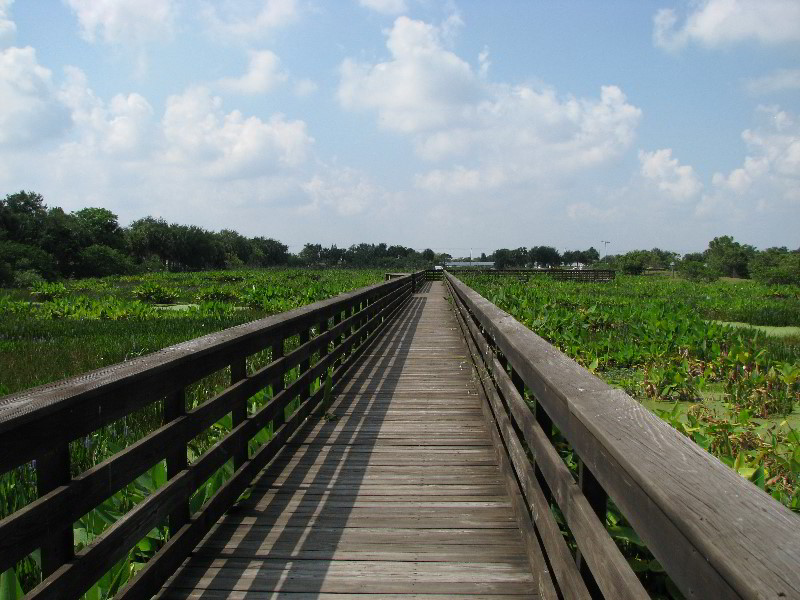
[
  {"left": 447, "top": 272, "right": 800, "bottom": 600},
  {"left": 0, "top": 274, "right": 420, "bottom": 597},
  {"left": 157, "top": 282, "right": 538, "bottom": 599},
  {"left": 0, "top": 277, "right": 413, "bottom": 473},
  {"left": 448, "top": 277, "right": 642, "bottom": 600}
]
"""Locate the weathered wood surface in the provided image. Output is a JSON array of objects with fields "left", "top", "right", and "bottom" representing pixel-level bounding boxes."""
[
  {"left": 446, "top": 272, "right": 800, "bottom": 600},
  {"left": 157, "top": 282, "right": 539, "bottom": 598}
]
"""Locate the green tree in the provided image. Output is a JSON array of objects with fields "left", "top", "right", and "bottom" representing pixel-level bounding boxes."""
[
  {"left": 749, "top": 247, "right": 800, "bottom": 285},
  {"left": 616, "top": 250, "right": 650, "bottom": 275},
  {"left": 0, "top": 191, "right": 48, "bottom": 245},
  {"left": 74, "top": 244, "right": 136, "bottom": 277},
  {"left": 581, "top": 247, "right": 600, "bottom": 265},
  {"left": 250, "top": 237, "right": 288, "bottom": 266},
  {"left": 0, "top": 240, "right": 56, "bottom": 280},
  {"left": 705, "top": 235, "right": 756, "bottom": 278},
  {"left": 127, "top": 217, "right": 174, "bottom": 265},
  {"left": 530, "top": 246, "right": 561, "bottom": 268},
  {"left": 72, "top": 207, "right": 126, "bottom": 251},
  {"left": 678, "top": 252, "right": 716, "bottom": 282},
  {"left": 39, "top": 207, "right": 82, "bottom": 277}
]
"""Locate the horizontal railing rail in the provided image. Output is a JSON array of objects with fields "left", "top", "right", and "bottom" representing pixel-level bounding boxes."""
[
  {"left": 446, "top": 268, "right": 615, "bottom": 282},
  {"left": 0, "top": 271, "right": 424, "bottom": 599},
  {"left": 445, "top": 271, "right": 800, "bottom": 600}
]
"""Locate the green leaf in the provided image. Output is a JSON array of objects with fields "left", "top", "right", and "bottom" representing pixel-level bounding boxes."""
[
  {"left": 0, "top": 568, "right": 23, "bottom": 600},
  {"left": 608, "top": 525, "right": 646, "bottom": 547}
]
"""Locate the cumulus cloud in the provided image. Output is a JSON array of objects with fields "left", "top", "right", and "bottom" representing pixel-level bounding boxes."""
[
  {"left": 202, "top": 0, "right": 298, "bottom": 39},
  {"left": 0, "top": 46, "right": 71, "bottom": 146},
  {"left": 301, "top": 166, "right": 384, "bottom": 216},
  {"left": 58, "top": 66, "right": 155, "bottom": 157},
  {"left": 293, "top": 78, "right": 318, "bottom": 97},
  {"left": 162, "top": 86, "right": 313, "bottom": 179},
  {"left": 654, "top": 0, "right": 800, "bottom": 51},
  {"left": 340, "top": 16, "right": 641, "bottom": 194},
  {"left": 64, "top": 0, "right": 177, "bottom": 45},
  {"left": 745, "top": 68, "right": 800, "bottom": 95},
  {"left": 338, "top": 16, "right": 484, "bottom": 133},
  {"left": 358, "top": 0, "right": 407, "bottom": 15},
  {"left": 698, "top": 105, "right": 800, "bottom": 217},
  {"left": 218, "top": 50, "right": 287, "bottom": 94},
  {"left": 639, "top": 148, "right": 703, "bottom": 201},
  {"left": 0, "top": 0, "right": 15, "bottom": 47},
  {"left": 565, "top": 201, "right": 620, "bottom": 222}
]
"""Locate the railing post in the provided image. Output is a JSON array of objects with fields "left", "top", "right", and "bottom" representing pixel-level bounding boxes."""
[
  {"left": 230, "top": 356, "right": 247, "bottom": 470},
  {"left": 272, "top": 337, "right": 285, "bottom": 430},
  {"left": 535, "top": 402, "right": 554, "bottom": 505},
  {"left": 332, "top": 310, "right": 343, "bottom": 370},
  {"left": 300, "top": 328, "right": 311, "bottom": 399},
  {"left": 318, "top": 315, "right": 330, "bottom": 395},
  {"left": 510, "top": 368, "right": 525, "bottom": 398},
  {"left": 36, "top": 444, "right": 73, "bottom": 576},
  {"left": 576, "top": 460, "right": 607, "bottom": 597},
  {"left": 411, "top": 272, "right": 417, "bottom": 293},
  {"left": 164, "top": 388, "right": 189, "bottom": 535}
]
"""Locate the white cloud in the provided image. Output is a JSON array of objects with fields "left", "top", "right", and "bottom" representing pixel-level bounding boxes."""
[
  {"left": 293, "top": 78, "right": 318, "bottom": 97},
  {"left": 162, "top": 86, "right": 313, "bottom": 178},
  {"left": 358, "top": 0, "right": 407, "bottom": 15},
  {"left": 64, "top": 0, "right": 177, "bottom": 45},
  {"left": 58, "top": 66, "right": 155, "bottom": 157},
  {"left": 301, "top": 166, "right": 384, "bottom": 216},
  {"left": 218, "top": 50, "right": 287, "bottom": 94},
  {"left": 0, "top": 46, "right": 71, "bottom": 146},
  {"left": 745, "top": 68, "right": 800, "bottom": 95},
  {"left": 340, "top": 16, "right": 641, "bottom": 194},
  {"left": 639, "top": 148, "right": 703, "bottom": 201},
  {"left": 565, "top": 201, "right": 620, "bottom": 222},
  {"left": 0, "top": 0, "right": 15, "bottom": 47},
  {"left": 654, "top": 0, "right": 800, "bottom": 51},
  {"left": 699, "top": 105, "right": 800, "bottom": 217},
  {"left": 338, "top": 16, "right": 484, "bottom": 133},
  {"left": 202, "top": 0, "right": 298, "bottom": 39}
]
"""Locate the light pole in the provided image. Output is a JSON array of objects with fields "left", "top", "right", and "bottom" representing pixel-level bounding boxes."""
[{"left": 601, "top": 240, "right": 610, "bottom": 259}]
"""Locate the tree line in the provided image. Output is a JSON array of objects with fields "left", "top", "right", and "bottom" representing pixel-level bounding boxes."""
[
  {"left": 471, "top": 240, "right": 797, "bottom": 285},
  {"left": 0, "top": 191, "right": 438, "bottom": 285},
  {"left": 1, "top": 191, "right": 797, "bottom": 286}
]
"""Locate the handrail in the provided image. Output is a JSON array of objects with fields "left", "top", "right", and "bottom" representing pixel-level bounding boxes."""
[
  {"left": 0, "top": 271, "right": 425, "bottom": 599},
  {"left": 445, "top": 271, "right": 800, "bottom": 600},
  {"left": 446, "top": 268, "right": 615, "bottom": 282}
]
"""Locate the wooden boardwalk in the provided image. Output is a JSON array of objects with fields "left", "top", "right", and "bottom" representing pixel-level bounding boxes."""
[{"left": 157, "top": 281, "right": 538, "bottom": 598}]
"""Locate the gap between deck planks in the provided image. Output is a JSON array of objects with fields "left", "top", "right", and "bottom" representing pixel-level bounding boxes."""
[{"left": 157, "top": 281, "right": 540, "bottom": 599}]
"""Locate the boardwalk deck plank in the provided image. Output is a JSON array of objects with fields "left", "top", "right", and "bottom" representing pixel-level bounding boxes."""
[{"left": 158, "top": 282, "right": 539, "bottom": 598}]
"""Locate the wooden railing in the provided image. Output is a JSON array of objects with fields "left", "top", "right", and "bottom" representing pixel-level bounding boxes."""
[
  {"left": 445, "top": 271, "right": 800, "bottom": 600},
  {"left": 0, "top": 272, "right": 422, "bottom": 599},
  {"left": 447, "top": 268, "right": 615, "bottom": 282}
]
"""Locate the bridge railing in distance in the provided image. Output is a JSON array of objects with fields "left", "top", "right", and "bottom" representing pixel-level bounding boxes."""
[
  {"left": 445, "top": 271, "right": 800, "bottom": 600},
  {"left": 0, "top": 273, "right": 419, "bottom": 599},
  {"left": 447, "top": 268, "right": 616, "bottom": 282}
]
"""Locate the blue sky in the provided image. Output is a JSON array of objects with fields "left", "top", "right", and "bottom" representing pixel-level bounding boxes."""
[{"left": 1, "top": 0, "right": 798, "bottom": 255}]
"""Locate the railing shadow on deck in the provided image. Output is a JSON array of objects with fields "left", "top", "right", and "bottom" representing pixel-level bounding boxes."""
[{"left": 156, "top": 293, "right": 429, "bottom": 597}]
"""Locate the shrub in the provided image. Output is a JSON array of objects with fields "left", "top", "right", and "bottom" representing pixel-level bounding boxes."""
[
  {"left": 31, "top": 281, "right": 68, "bottom": 301},
  {"left": 0, "top": 240, "right": 56, "bottom": 279},
  {"left": 74, "top": 244, "right": 136, "bottom": 278},
  {"left": 132, "top": 282, "right": 179, "bottom": 304},
  {"left": 12, "top": 269, "right": 45, "bottom": 289},
  {"left": 678, "top": 259, "right": 717, "bottom": 282},
  {"left": 196, "top": 286, "right": 240, "bottom": 303},
  {"left": 749, "top": 251, "right": 800, "bottom": 286}
]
